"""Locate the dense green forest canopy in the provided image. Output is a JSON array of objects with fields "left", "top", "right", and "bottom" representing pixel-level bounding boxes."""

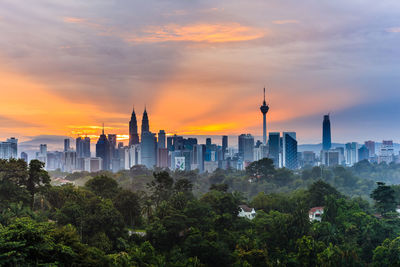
[{"left": 2, "top": 158, "right": 400, "bottom": 266}]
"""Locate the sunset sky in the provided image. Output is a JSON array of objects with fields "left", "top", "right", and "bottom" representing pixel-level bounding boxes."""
[{"left": 1, "top": 0, "right": 400, "bottom": 147}]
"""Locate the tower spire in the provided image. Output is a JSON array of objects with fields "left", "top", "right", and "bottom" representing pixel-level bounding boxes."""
[
  {"left": 263, "top": 87, "right": 266, "bottom": 104},
  {"left": 102, "top": 123, "right": 104, "bottom": 135},
  {"left": 260, "top": 87, "right": 270, "bottom": 144}
]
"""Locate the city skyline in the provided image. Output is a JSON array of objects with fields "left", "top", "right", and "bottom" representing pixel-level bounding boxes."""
[{"left": 2, "top": 1, "right": 400, "bottom": 144}]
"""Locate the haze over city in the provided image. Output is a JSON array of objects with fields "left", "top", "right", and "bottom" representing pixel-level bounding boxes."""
[{"left": 2, "top": 0, "right": 400, "bottom": 145}]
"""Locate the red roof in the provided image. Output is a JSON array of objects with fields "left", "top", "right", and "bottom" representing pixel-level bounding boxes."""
[{"left": 309, "top": 207, "right": 324, "bottom": 214}]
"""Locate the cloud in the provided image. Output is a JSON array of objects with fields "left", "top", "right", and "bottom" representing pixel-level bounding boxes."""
[
  {"left": 125, "top": 23, "right": 265, "bottom": 43},
  {"left": 63, "top": 17, "right": 87, "bottom": 24},
  {"left": 386, "top": 27, "right": 400, "bottom": 33},
  {"left": 272, "top": 20, "right": 299, "bottom": 25}
]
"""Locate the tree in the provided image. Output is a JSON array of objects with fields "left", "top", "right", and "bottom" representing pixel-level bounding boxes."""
[
  {"left": 27, "top": 160, "right": 50, "bottom": 209},
  {"left": 147, "top": 171, "right": 174, "bottom": 207},
  {"left": 0, "top": 159, "right": 29, "bottom": 207},
  {"left": 370, "top": 182, "right": 397, "bottom": 216},
  {"left": 307, "top": 180, "right": 342, "bottom": 207},
  {"left": 85, "top": 175, "right": 120, "bottom": 199},
  {"left": 209, "top": 183, "right": 229, "bottom": 192},
  {"left": 246, "top": 158, "right": 275, "bottom": 181},
  {"left": 114, "top": 190, "right": 141, "bottom": 227}
]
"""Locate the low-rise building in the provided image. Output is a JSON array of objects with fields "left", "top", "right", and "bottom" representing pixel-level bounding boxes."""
[
  {"left": 238, "top": 205, "right": 256, "bottom": 220},
  {"left": 309, "top": 207, "right": 324, "bottom": 222}
]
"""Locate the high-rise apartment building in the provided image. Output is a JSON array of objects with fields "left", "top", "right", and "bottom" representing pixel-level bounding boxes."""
[{"left": 379, "top": 140, "right": 394, "bottom": 164}]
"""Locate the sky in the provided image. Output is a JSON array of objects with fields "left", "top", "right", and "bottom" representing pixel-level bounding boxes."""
[{"left": 1, "top": 0, "right": 400, "bottom": 149}]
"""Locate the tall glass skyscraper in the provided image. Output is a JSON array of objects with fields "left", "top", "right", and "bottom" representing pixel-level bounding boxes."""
[
  {"left": 141, "top": 131, "right": 157, "bottom": 169},
  {"left": 283, "top": 132, "right": 298, "bottom": 170},
  {"left": 268, "top": 132, "right": 280, "bottom": 167},
  {"left": 322, "top": 114, "right": 332, "bottom": 151}
]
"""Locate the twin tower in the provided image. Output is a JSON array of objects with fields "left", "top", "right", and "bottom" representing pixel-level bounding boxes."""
[{"left": 129, "top": 107, "right": 149, "bottom": 146}]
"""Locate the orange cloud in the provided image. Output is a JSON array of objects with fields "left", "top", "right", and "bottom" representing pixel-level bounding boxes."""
[
  {"left": 126, "top": 23, "right": 265, "bottom": 43},
  {"left": 63, "top": 17, "right": 87, "bottom": 24},
  {"left": 0, "top": 69, "right": 128, "bottom": 141}
]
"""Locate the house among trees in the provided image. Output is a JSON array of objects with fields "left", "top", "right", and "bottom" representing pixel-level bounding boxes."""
[
  {"left": 309, "top": 207, "right": 324, "bottom": 222},
  {"left": 238, "top": 205, "right": 256, "bottom": 220}
]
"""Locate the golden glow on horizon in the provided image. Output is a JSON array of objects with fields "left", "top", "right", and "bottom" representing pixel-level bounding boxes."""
[{"left": 127, "top": 23, "right": 264, "bottom": 43}]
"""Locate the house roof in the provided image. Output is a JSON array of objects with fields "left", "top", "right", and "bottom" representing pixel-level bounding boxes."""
[
  {"left": 309, "top": 207, "right": 324, "bottom": 214},
  {"left": 239, "top": 205, "right": 254, "bottom": 212}
]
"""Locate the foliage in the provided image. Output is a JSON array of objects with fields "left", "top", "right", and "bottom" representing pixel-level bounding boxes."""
[{"left": 2, "top": 158, "right": 400, "bottom": 265}]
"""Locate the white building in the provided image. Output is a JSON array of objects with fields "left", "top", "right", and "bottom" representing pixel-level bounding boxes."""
[
  {"left": 309, "top": 207, "right": 324, "bottom": 222},
  {"left": 238, "top": 205, "right": 257, "bottom": 220},
  {"left": 379, "top": 140, "right": 394, "bottom": 164}
]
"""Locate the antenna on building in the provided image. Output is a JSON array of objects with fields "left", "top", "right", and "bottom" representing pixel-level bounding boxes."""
[
  {"left": 102, "top": 123, "right": 105, "bottom": 135},
  {"left": 263, "top": 87, "right": 266, "bottom": 102}
]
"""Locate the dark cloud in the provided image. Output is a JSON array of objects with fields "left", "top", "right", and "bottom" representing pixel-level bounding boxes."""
[{"left": 1, "top": 0, "right": 400, "bottom": 142}]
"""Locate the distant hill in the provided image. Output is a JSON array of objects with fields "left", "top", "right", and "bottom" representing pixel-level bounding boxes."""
[{"left": 299, "top": 142, "right": 400, "bottom": 154}]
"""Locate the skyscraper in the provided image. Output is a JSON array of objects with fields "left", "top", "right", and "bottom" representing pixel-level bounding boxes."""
[
  {"left": 141, "top": 107, "right": 150, "bottom": 135},
  {"left": 96, "top": 126, "right": 110, "bottom": 170},
  {"left": 158, "top": 130, "right": 166, "bottom": 149},
  {"left": 76, "top": 137, "right": 91, "bottom": 158},
  {"left": 322, "top": 114, "right": 332, "bottom": 150},
  {"left": 192, "top": 144, "right": 206, "bottom": 173},
  {"left": 282, "top": 132, "right": 298, "bottom": 170},
  {"left": 345, "top": 142, "right": 358, "bottom": 166},
  {"left": 260, "top": 88, "right": 270, "bottom": 144},
  {"left": 222, "top": 136, "right": 228, "bottom": 160},
  {"left": 268, "top": 132, "right": 280, "bottom": 167},
  {"left": 64, "top": 139, "right": 70, "bottom": 152},
  {"left": 0, "top": 138, "right": 18, "bottom": 160},
  {"left": 238, "top": 134, "right": 254, "bottom": 163},
  {"left": 141, "top": 131, "right": 157, "bottom": 169},
  {"left": 365, "top": 141, "right": 375, "bottom": 157},
  {"left": 129, "top": 107, "right": 139, "bottom": 146}
]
